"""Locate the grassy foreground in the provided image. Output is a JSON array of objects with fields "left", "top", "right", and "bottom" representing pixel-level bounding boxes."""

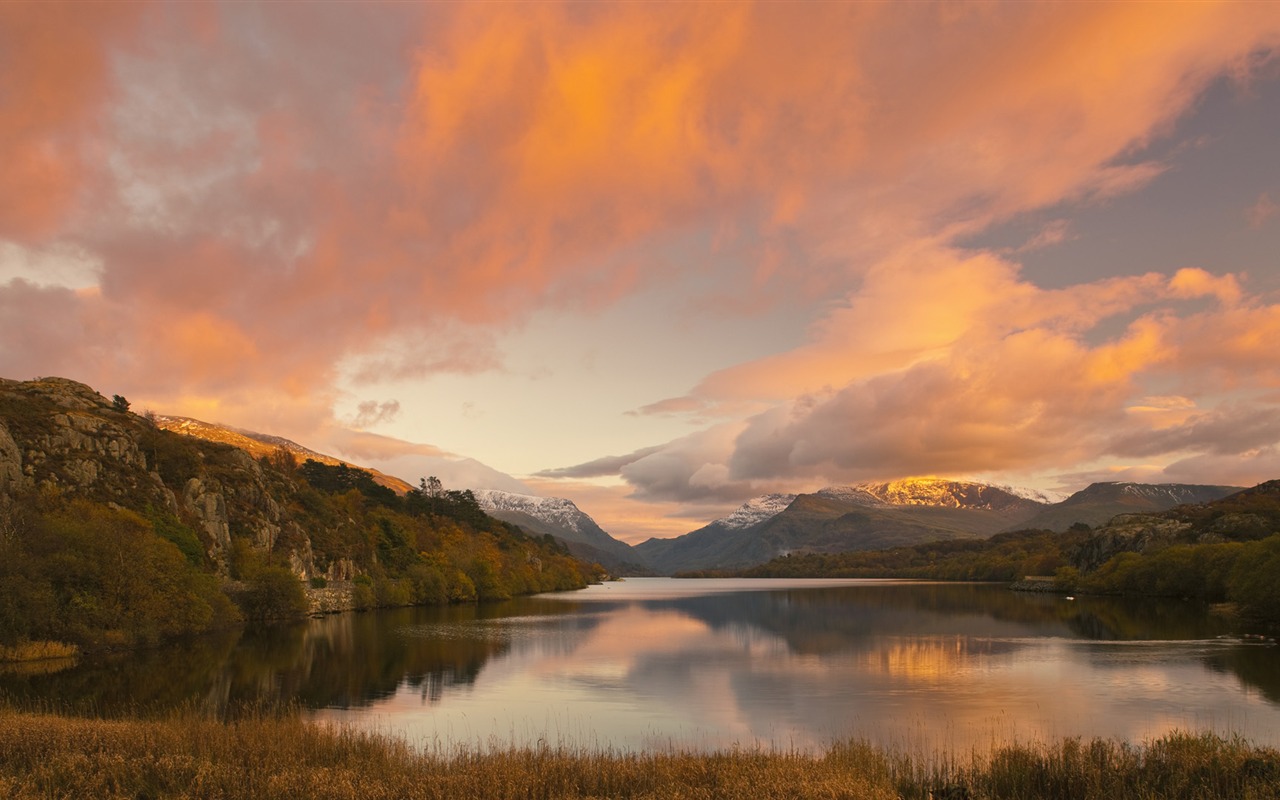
[{"left": 1, "top": 707, "right": 1278, "bottom": 799}]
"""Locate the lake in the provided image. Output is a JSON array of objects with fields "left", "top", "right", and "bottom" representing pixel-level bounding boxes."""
[{"left": 4, "top": 578, "right": 1279, "bottom": 753}]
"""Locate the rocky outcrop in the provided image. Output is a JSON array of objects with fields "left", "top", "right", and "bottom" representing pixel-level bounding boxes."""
[
  {"left": 0, "top": 376, "right": 319, "bottom": 579},
  {"left": 320, "top": 557, "right": 358, "bottom": 582},
  {"left": 1, "top": 379, "right": 170, "bottom": 508},
  {"left": 18, "top": 377, "right": 107, "bottom": 411},
  {"left": 1073, "top": 515, "right": 1199, "bottom": 572}
]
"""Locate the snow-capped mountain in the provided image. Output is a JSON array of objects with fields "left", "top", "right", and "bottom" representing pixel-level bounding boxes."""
[
  {"left": 635, "top": 478, "right": 1049, "bottom": 575},
  {"left": 473, "top": 490, "right": 595, "bottom": 535},
  {"left": 474, "top": 489, "right": 648, "bottom": 574}
]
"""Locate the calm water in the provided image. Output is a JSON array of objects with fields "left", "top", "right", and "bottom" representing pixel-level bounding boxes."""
[{"left": 4, "top": 578, "right": 1280, "bottom": 752}]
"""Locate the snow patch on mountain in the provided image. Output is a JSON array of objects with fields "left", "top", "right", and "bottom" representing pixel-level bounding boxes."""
[
  {"left": 816, "top": 478, "right": 1049, "bottom": 511},
  {"left": 988, "top": 483, "right": 1070, "bottom": 505},
  {"left": 816, "top": 486, "right": 888, "bottom": 506},
  {"left": 473, "top": 489, "right": 588, "bottom": 535},
  {"left": 717, "top": 493, "right": 798, "bottom": 530},
  {"left": 1116, "top": 482, "right": 1221, "bottom": 504}
]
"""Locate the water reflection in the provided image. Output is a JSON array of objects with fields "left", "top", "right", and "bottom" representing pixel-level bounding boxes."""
[{"left": 3, "top": 579, "right": 1278, "bottom": 752}]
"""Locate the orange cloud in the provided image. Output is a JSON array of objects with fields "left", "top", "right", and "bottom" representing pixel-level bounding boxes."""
[
  {"left": 0, "top": 2, "right": 145, "bottom": 237},
  {"left": 605, "top": 240, "right": 1280, "bottom": 501}
]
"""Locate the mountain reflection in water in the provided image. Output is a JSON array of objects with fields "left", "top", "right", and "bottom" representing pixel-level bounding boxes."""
[{"left": 3, "top": 579, "right": 1278, "bottom": 751}]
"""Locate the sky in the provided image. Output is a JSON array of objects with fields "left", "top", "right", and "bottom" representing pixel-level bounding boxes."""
[{"left": 2, "top": 2, "right": 1280, "bottom": 544}]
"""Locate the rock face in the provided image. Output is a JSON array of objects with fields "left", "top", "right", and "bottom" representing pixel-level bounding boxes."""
[
  {"left": 0, "top": 420, "right": 30, "bottom": 495},
  {"left": 0, "top": 376, "right": 318, "bottom": 579},
  {"left": 183, "top": 477, "right": 234, "bottom": 568}
]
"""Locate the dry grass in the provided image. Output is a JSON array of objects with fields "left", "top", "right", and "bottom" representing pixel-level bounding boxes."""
[
  {"left": 0, "top": 705, "right": 1277, "bottom": 799},
  {"left": 0, "top": 640, "right": 79, "bottom": 663}
]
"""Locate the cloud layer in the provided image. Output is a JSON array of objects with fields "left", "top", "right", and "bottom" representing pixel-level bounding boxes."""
[{"left": 2, "top": 2, "right": 1279, "bottom": 532}]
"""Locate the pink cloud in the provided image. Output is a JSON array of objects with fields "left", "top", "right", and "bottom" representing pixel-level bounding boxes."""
[
  {"left": 1246, "top": 192, "right": 1279, "bottom": 228},
  {"left": 0, "top": 2, "right": 146, "bottom": 238}
]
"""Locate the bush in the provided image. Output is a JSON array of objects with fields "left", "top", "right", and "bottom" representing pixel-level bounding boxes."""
[
  {"left": 236, "top": 567, "right": 308, "bottom": 621},
  {"left": 0, "top": 500, "right": 239, "bottom": 647},
  {"left": 372, "top": 577, "right": 411, "bottom": 607},
  {"left": 351, "top": 580, "right": 376, "bottom": 611}
]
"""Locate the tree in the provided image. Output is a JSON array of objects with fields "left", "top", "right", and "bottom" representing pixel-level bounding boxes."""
[
  {"left": 266, "top": 446, "right": 297, "bottom": 475},
  {"left": 111, "top": 394, "right": 130, "bottom": 412}
]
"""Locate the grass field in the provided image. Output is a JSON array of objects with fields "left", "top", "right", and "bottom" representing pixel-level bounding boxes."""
[{"left": 0, "top": 705, "right": 1277, "bottom": 799}]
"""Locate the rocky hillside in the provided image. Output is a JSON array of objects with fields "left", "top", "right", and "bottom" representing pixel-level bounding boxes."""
[
  {"left": 473, "top": 489, "right": 650, "bottom": 574},
  {"left": 0, "top": 377, "right": 597, "bottom": 651},
  {"left": 0, "top": 377, "right": 311, "bottom": 576},
  {"left": 636, "top": 479, "right": 1046, "bottom": 575}
]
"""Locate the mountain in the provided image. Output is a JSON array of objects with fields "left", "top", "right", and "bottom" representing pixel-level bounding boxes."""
[
  {"left": 154, "top": 415, "right": 415, "bottom": 494},
  {"left": 473, "top": 489, "right": 650, "bottom": 574},
  {"left": 1013, "top": 482, "right": 1243, "bottom": 532},
  {"left": 636, "top": 479, "right": 1047, "bottom": 575}
]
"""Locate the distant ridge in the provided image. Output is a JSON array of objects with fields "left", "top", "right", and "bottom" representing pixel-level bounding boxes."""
[
  {"left": 1012, "top": 481, "right": 1243, "bottom": 532},
  {"left": 154, "top": 415, "right": 414, "bottom": 494},
  {"left": 636, "top": 478, "right": 1046, "bottom": 574}
]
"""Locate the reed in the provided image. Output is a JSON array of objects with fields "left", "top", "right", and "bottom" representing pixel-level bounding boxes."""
[
  {"left": 0, "top": 640, "right": 78, "bottom": 663},
  {"left": 0, "top": 705, "right": 1276, "bottom": 799}
]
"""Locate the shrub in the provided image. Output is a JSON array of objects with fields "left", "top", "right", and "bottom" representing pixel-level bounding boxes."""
[{"left": 236, "top": 567, "right": 308, "bottom": 621}]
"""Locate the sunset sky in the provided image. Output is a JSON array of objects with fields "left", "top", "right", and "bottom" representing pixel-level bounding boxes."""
[{"left": 3, "top": 2, "right": 1280, "bottom": 543}]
